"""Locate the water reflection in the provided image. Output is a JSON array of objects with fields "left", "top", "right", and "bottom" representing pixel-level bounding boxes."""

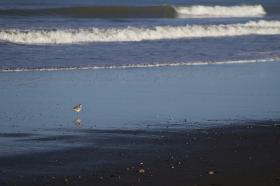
[{"left": 73, "top": 117, "right": 83, "bottom": 128}]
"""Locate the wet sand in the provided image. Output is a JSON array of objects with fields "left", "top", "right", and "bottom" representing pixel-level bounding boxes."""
[
  {"left": 1, "top": 62, "right": 280, "bottom": 133},
  {"left": 1, "top": 121, "right": 280, "bottom": 186},
  {"left": 1, "top": 62, "right": 280, "bottom": 185}
]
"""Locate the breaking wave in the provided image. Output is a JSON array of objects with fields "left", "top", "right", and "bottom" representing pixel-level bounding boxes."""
[
  {"left": 1, "top": 20, "right": 280, "bottom": 44},
  {"left": 0, "top": 5, "right": 266, "bottom": 18},
  {"left": 1, "top": 58, "right": 279, "bottom": 72},
  {"left": 175, "top": 5, "right": 266, "bottom": 18}
]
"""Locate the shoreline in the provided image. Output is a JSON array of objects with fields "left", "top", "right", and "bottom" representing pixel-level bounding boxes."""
[
  {"left": 1, "top": 58, "right": 279, "bottom": 73},
  {"left": 1, "top": 61, "right": 280, "bottom": 132},
  {"left": 1, "top": 121, "right": 280, "bottom": 186}
]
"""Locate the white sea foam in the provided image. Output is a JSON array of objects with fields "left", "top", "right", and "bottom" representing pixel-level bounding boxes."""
[
  {"left": 0, "top": 20, "right": 280, "bottom": 44},
  {"left": 175, "top": 5, "right": 266, "bottom": 18},
  {"left": 1, "top": 58, "right": 279, "bottom": 72}
]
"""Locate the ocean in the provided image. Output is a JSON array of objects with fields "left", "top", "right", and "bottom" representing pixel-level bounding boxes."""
[
  {"left": 0, "top": 0, "right": 280, "bottom": 70},
  {"left": 0, "top": 0, "right": 280, "bottom": 155}
]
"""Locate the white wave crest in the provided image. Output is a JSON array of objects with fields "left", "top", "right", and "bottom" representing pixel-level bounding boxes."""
[
  {"left": 175, "top": 5, "right": 266, "bottom": 18},
  {"left": 0, "top": 20, "right": 280, "bottom": 44},
  {"left": 1, "top": 58, "right": 279, "bottom": 72}
]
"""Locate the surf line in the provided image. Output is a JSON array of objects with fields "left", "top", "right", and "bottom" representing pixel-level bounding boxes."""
[{"left": 1, "top": 58, "right": 279, "bottom": 73}]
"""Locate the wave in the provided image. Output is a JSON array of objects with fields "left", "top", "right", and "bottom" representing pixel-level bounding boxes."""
[
  {"left": 1, "top": 58, "right": 279, "bottom": 72},
  {"left": 0, "top": 5, "right": 266, "bottom": 18},
  {"left": 1, "top": 20, "right": 280, "bottom": 44},
  {"left": 175, "top": 5, "right": 266, "bottom": 18}
]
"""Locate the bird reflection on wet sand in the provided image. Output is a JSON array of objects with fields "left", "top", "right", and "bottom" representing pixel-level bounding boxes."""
[{"left": 73, "top": 117, "right": 83, "bottom": 128}]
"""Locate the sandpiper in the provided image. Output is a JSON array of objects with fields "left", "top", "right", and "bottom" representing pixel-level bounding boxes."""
[{"left": 73, "top": 104, "right": 82, "bottom": 113}]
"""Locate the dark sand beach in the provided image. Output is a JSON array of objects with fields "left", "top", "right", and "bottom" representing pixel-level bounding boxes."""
[{"left": 1, "top": 121, "right": 280, "bottom": 186}]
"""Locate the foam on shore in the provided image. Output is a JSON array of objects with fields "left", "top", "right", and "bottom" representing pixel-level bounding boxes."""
[{"left": 1, "top": 57, "right": 279, "bottom": 72}]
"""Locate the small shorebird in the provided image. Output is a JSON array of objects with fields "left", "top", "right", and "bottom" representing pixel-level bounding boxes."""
[{"left": 73, "top": 104, "right": 82, "bottom": 113}]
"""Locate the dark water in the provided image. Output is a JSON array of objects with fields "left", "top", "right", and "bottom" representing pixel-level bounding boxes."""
[{"left": 0, "top": 4, "right": 279, "bottom": 18}]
